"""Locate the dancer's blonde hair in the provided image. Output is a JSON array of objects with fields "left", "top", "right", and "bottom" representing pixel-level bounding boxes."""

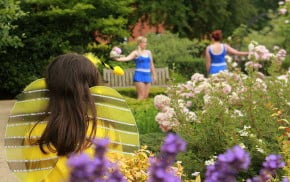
[{"left": 136, "top": 36, "right": 147, "bottom": 54}]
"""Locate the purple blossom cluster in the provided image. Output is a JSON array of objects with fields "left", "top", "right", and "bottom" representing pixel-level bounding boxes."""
[
  {"left": 148, "top": 133, "right": 187, "bottom": 182},
  {"left": 67, "top": 137, "right": 288, "bottom": 182},
  {"left": 282, "top": 177, "right": 290, "bottom": 182},
  {"left": 246, "top": 154, "right": 286, "bottom": 182},
  {"left": 68, "top": 138, "right": 126, "bottom": 182},
  {"left": 205, "top": 145, "right": 251, "bottom": 182}
]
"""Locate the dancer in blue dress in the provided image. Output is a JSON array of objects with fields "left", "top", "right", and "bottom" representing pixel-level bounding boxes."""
[
  {"left": 205, "top": 30, "right": 249, "bottom": 75},
  {"left": 114, "top": 36, "right": 157, "bottom": 100}
]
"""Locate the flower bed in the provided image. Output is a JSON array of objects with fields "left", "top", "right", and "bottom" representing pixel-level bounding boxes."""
[{"left": 154, "top": 42, "right": 290, "bottom": 180}]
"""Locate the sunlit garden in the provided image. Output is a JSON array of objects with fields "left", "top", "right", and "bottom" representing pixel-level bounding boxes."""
[{"left": 1, "top": 0, "right": 290, "bottom": 181}]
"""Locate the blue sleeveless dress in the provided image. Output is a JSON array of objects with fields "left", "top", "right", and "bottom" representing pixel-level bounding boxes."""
[
  {"left": 133, "top": 51, "right": 152, "bottom": 83},
  {"left": 209, "top": 44, "right": 227, "bottom": 74}
]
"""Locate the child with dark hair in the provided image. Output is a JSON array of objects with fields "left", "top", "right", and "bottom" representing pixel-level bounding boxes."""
[{"left": 5, "top": 53, "right": 139, "bottom": 182}]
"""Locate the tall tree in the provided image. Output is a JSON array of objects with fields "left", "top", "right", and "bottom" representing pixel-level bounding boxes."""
[
  {"left": 251, "top": 0, "right": 280, "bottom": 14},
  {"left": 131, "top": 0, "right": 257, "bottom": 38},
  {"left": 0, "top": 0, "right": 135, "bottom": 98}
]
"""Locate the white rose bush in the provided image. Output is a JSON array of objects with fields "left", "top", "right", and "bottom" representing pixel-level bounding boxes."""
[{"left": 154, "top": 42, "right": 290, "bottom": 180}]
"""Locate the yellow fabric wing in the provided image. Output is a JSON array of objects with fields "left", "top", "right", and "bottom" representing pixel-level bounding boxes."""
[{"left": 5, "top": 78, "right": 140, "bottom": 182}]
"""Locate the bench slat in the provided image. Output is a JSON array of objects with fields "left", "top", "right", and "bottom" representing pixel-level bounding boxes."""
[{"left": 103, "top": 67, "right": 169, "bottom": 87}]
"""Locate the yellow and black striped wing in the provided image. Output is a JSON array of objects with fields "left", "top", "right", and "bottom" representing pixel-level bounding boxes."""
[{"left": 4, "top": 78, "right": 140, "bottom": 182}]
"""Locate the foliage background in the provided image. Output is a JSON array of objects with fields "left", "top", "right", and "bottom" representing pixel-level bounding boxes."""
[{"left": 0, "top": 0, "right": 284, "bottom": 98}]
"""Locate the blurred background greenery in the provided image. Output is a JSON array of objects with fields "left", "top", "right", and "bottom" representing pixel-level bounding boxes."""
[{"left": 1, "top": 0, "right": 289, "bottom": 99}]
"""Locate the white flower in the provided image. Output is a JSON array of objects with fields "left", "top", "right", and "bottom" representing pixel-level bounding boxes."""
[
  {"left": 154, "top": 95, "right": 171, "bottom": 110},
  {"left": 186, "top": 101, "right": 192, "bottom": 107},
  {"left": 256, "top": 72, "right": 265, "bottom": 79},
  {"left": 225, "top": 55, "right": 233, "bottom": 63},
  {"left": 203, "top": 95, "right": 212, "bottom": 105},
  {"left": 191, "top": 73, "right": 205, "bottom": 82},
  {"left": 232, "top": 62, "right": 238, "bottom": 68},
  {"left": 273, "top": 45, "right": 280, "bottom": 50},
  {"left": 277, "top": 75, "right": 288, "bottom": 83},
  {"left": 186, "top": 111, "right": 197, "bottom": 121},
  {"left": 279, "top": 1, "right": 284, "bottom": 5},
  {"left": 191, "top": 172, "right": 200, "bottom": 177},
  {"left": 222, "top": 83, "right": 232, "bottom": 94},
  {"left": 239, "top": 130, "right": 249, "bottom": 137},
  {"left": 205, "top": 156, "right": 217, "bottom": 166},
  {"left": 248, "top": 42, "right": 255, "bottom": 52},
  {"left": 276, "top": 49, "right": 287, "bottom": 61},
  {"left": 285, "top": 20, "right": 289, "bottom": 24},
  {"left": 229, "top": 92, "right": 240, "bottom": 105},
  {"left": 256, "top": 145, "right": 265, "bottom": 153},
  {"left": 279, "top": 8, "right": 287, "bottom": 15},
  {"left": 234, "top": 109, "right": 244, "bottom": 117},
  {"left": 239, "top": 143, "right": 246, "bottom": 149}
]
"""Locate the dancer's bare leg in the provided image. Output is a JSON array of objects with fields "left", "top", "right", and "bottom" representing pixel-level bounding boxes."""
[{"left": 135, "top": 82, "right": 146, "bottom": 100}]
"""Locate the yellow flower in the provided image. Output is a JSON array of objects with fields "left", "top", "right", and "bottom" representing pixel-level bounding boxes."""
[
  {"left": 271, "top": 110, "right": 283, "bottom": 117},
  {"left": 115, "top": 146, "right": 185, "bottom": 182},
  {"left": 113, "top": 66, "right": 124, "bottom": 76},
  {"left": 83, "top": 52, "right": 101, "bottom": 66}
]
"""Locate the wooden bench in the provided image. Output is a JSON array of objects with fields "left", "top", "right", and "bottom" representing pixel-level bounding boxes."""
[{"left": 103, "top": 67, "right": 169, "bottom": 87}]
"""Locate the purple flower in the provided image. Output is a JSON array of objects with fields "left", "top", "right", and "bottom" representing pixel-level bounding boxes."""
[
  {"left": 218, "top": 145, "right": 251, "bottom": 170},
  {"left": 262, "top": 154, "right": 285, "bottom": 171},
  {"left": 161, "top": 133, "right": 187, "bottom": 155},
  {"left": 247, "top": 154, "right": 286, "bottom": 182},
  {"left": 205, "top": 145, "right": 251, "bottom": 182},
  {"left": 68, "top": 153, "right": 96, "bottom": 181},
  {"left": 68, "top": 153, "right": 92, "bottom": 168},
  {"left": 246, "top": 176, "right": 261, "bottom": 182},
  {"left": 91, "top": 157, "right": 110, "bottom": 179},
  {"left": 68, "top": 138, "right": 126, "bottom": 182},
  {"left": 92, "top": 138, "right": 110, "bottom": 158},
  {"left": 106, "top": 169, "right": 127, "bottom": 182},
  {"left": 282, "top": 177, "right": 290, "bottom": 182},
  {"left": 148, "top": 159, "right": 181, "bottom": 182},
  {"left": 148, "top": 133, "right": 187, "bottom": 182}
]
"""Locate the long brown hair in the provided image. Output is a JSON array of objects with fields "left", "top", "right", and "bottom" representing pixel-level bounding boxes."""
[{"left": 38, "top": 53, "right": 100, "bottom": 156}]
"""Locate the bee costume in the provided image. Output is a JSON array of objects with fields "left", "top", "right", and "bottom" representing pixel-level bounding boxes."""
[{"left": 4, "top": 78, "right": 140, "bottom": 182}]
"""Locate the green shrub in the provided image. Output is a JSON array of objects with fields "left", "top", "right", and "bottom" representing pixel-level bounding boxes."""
[
  {"left": 0, "top": 1, "right": 133, "bottom": 98},
  {"left": 117, "top": 87, "right": 166, "bottom": 98},
  {"left": 140, "top": 132, "right": 166, "bottom": 153},
  {"left": 118, "top": 87, "right": 166, "bottom": 135},
  {"left": 282, "top": 57, "right": 290, "bottom": 71},
  {"left": 169, "top": 71, "right": 188, "bottom": 84},
  {"left": 124, "top": 97, "right": 162, "bottom": 135},
  {"left": 153, "top": 59, "right": 290, "bottom": 179},
  {"left": 171, "top": 57, "right": 206, "bottom": 80}
]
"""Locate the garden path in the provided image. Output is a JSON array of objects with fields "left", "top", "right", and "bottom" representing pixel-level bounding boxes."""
[{"left": 0, "top": 100, "right": 18, "bottom": 182}]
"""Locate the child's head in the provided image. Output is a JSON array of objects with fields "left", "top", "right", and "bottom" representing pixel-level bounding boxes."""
[
  {"left": 46, "top": 53, "right": 100, "bottom": 94},
  {"left": 40, "top": 53, "right": 100, "bottom": 156}
]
